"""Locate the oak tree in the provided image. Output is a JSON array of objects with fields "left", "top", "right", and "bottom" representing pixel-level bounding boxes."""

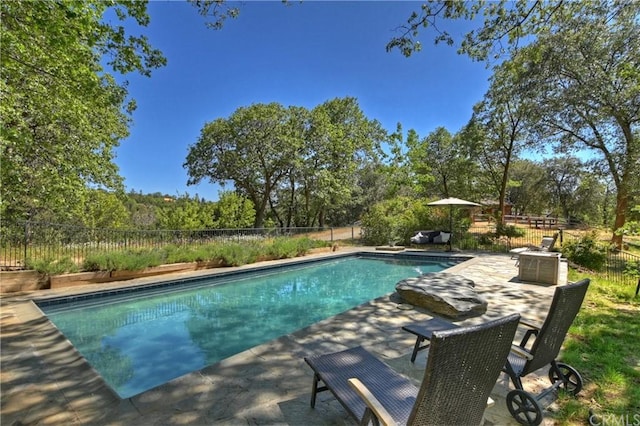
[{"left": 184, "top": 103, "right": 302, "bottom": 228}]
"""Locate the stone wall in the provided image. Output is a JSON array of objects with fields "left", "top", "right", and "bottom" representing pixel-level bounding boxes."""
[{"left": 0, "top": 271, "right": 48, "bottom": 293}]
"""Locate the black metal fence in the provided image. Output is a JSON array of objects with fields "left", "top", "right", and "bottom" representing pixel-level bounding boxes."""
[
  {"left": 0, "top": 220, "right": 349, "bottom": 270},
  {"left": 454, "top": 226, "right": 639, "bottom": 286},
  {"left": 2, "top": 220, "right": 638, "bottom": 286},
  {"left": 559, "top": 229, "right": 640, "bottom": 286}
]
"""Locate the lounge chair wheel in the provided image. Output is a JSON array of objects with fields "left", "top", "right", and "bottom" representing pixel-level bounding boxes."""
[
  {"left": 549, "top": 362, "right": 583, "bottom": 395},
  {"left": 507, "top": 389, "right": 543, "bottom": 426}
]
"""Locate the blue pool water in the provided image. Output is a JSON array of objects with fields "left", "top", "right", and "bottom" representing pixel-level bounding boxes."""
[{"left": 38, "top": 254, "right": 459, "bottom": 398}]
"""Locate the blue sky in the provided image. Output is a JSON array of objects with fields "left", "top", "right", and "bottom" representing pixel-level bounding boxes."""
[{"left": 113, "top": 1, "right": 492, "bottom": 201}]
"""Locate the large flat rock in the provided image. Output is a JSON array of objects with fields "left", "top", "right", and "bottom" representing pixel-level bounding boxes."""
[{"left": 395, "top": 272, "right": 488, "bottom": 319}]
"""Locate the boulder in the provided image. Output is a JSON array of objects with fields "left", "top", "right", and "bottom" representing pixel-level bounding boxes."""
[{"left": 395, "top": 272, "right": 487, "bottom": 319}]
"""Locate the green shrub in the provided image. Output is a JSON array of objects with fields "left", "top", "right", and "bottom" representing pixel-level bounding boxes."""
[
  {"left": 164, "top": 244, "right": 220, "bottom": 263},
  {"left": 295, "top": 237, "right": 325, "bottom": 255},
  {"left": 623, "top": 260, "right": 639, "bottom": 278},
  {"left": 562, "top": 232, "right": 607, "bottom": 271},
  {"left": 43, "top": 237, "right": 328, "bottom": 273},
  {"left": 266, "top": 238, "right": 299, "bottom": 259},
  {"left": 217, "top": 242, "right": 260, "bottom": 266},
  {"left": 361, "top": 197, "right": 432, "bottom": 245},
  {"left": 476, "top": 234, "right": 495, "bottom": 247},
  {"left": 494, "top": 223, "right": 525, "bottom": 240},
  {"left": 266, "top": 237, "right": 306, "bottom": 259},
  {"left": 83, "top": 249, "right": 165, "bottom": 271},
  {"left": 25, "top": 257, "right": 79, "bottom": 275}
]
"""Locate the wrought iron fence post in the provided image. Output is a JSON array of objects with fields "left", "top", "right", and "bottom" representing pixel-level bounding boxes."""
[{"left": 23, "top": 220, "right": 29, "bottom": 265}]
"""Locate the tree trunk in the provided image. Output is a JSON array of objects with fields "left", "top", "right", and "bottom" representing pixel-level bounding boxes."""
[
  {"left": 611, "top": 186, "right": 627, "bottom": 249},
  {"left": 252, "top": 192, "right": 269, "bottom": 228}
]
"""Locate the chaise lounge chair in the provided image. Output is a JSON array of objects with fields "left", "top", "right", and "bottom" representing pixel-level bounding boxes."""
[
  {"left": 304, "top": 313, "right": 520, "bottom": 426},
  {"left": 399, "top": 279, "right": 590, "bottom": 426},
  {"left": 503, "top": 278, "right": 590, "bottom": 425},
  {"left": 510, "top": 233, "right": 558, "bottom": 260}
]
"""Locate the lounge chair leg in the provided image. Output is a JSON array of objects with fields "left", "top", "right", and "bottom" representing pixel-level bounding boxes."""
[
  {"left": 310, "top": 373, "right": 328, "bottom": 408},
  {"left": 410, "top": 336, "right": 425, "bottom": 363},
  {"left": 360, "top": 407, "right": 381, "bottom": 426},
  {"left": 310, "top": 374, "right": 319, "bottom": 408}
]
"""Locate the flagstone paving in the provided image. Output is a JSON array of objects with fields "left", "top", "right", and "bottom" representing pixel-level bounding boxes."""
[{"left": 1, "top": 248, "right": 570, "bottom": 425}]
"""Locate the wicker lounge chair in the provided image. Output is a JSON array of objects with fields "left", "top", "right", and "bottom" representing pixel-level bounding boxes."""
[
  {"left": 510, "top": 233, "right": 558, "bottom": 260},
  {"left": 304, "top": 313, "right": 520, "bottom": 426},
  {"left": 503, "top": 278, "right": 590, "bottom": 425},
  {"left": 402, "top": 317, "right": 460, "bottom": 363}
]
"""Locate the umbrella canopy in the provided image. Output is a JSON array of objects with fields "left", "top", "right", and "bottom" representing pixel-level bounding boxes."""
[
  {"left": 427, "top": 197, "right": 482, "bottom": 207},
  {"left": 427, "top": 197, "right": 482, "bottom": 249}
]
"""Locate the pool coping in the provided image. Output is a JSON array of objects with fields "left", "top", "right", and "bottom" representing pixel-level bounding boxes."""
[{"left": 1, "top": 247, "right": 565, "bottom": 425}]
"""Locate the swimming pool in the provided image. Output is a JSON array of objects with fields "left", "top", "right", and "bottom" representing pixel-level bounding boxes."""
[{"left": 37, "top": 253, "right": 462, "bottom": 398}]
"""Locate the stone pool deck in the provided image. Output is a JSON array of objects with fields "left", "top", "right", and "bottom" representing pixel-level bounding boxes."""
[{"left": 1, "top": 248, "right": 568, "bottom": 425}]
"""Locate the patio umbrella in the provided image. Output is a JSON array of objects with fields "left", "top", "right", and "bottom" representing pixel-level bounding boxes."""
[{"left": 427, "top": 197, "right": 482, "bottom": 248}]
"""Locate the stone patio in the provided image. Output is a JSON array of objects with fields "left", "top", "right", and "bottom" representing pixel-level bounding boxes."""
[{"left": 1, "top": 248, "right": 568, "bottom": 425}]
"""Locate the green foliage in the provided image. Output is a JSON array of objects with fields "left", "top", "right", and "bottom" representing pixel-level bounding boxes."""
[
  {"left": 1, "top": 1, "right": 165, "bottom": 222},
  {"left": 185, "top": 102, "right": 303, "bottom": 228},
  {"left": 494, "top": 223, "right": 525, "bottom": 241},
  {"left": 25, "top": 257, "right": 79, "bottom": 275},
  {"left": 617, "top": 205, "right": 640, "bottom": 237},
  {"left": 506, "top": 3, "right": 639, "bottom": 246},
  {"left": 184, "top": 98, "right": 385, "bottom": 228},
  {"left": 188, "top": 0, "right": 240, "bottom": 30},
  {"left": 163, "top": 244, "right": 221, "bottom": 264},
  {"left": 360, "top": 197, "right": 432, "bottom": 246},
  {"left": 81, "top": 190, "right": 131, "bottom": 230},
  {"left": 562, "top": 232, "right": 608, "bottom": 271},
  {"left": 384, "top": 0, "right": 638, "bottom": 245},
  {"left": 216, "top": 243, "right": 260, "bottom": 266},
  {"left": 213, "top": 191, "right": 255, "bottom": 228},
  {"left": 507, "top": 160, "right": 549, "bottom": 216},
  {"left": 623, "top": 260, "right": 639, "bottom": 279},
  {"left": 555, "top": 271, "right": 640, "bottom": 423},
  {"left": 265, "top": 237, "right": 322, "bottom": 258},
  {"left": 83, "top": 249, "right": 165, "bottom": 272},
  {"left": 18, "top": 232, "right": 330, "bottom": 275},
  {"left": 406, "top": 127, "right": 477, "bottom": 199},
  {"left": 156, "top": 195, "right": 215, "bottom": 230},
  {"left": 300, "top": 98, "right": 386, "bottom": 227},
  {"left": 266, "top": 238, "right": 303, "bottom": 259}
]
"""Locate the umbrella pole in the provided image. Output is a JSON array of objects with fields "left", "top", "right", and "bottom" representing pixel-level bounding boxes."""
[{"left": 449, "top": 206, "right": 453, "bottom": 250}]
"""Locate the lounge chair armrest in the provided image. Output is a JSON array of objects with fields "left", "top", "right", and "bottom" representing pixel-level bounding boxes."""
[
  {"left": 348, "top": 378, "right": 396, "bottom": 426},
  {"left": 511, "top": 344, "right": 534, "bottom": 360},
  {"left": 519, "top": 318, "right": 541, "bottom": 330},
  {"left": 517, "top": 317, "right": 541, "bottom": 348}
]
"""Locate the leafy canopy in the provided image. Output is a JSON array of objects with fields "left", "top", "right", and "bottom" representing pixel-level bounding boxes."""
[
  {"left": 0, "top": 0, "right": 166, "bottom": 222},
  {"left": 184, "top": 98, "right": 385, "bottom": 228}
]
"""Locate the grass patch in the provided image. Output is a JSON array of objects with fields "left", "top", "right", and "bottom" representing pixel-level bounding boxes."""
[{"left": 552, "top": 270, "right": 640, "bottom": 424}]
